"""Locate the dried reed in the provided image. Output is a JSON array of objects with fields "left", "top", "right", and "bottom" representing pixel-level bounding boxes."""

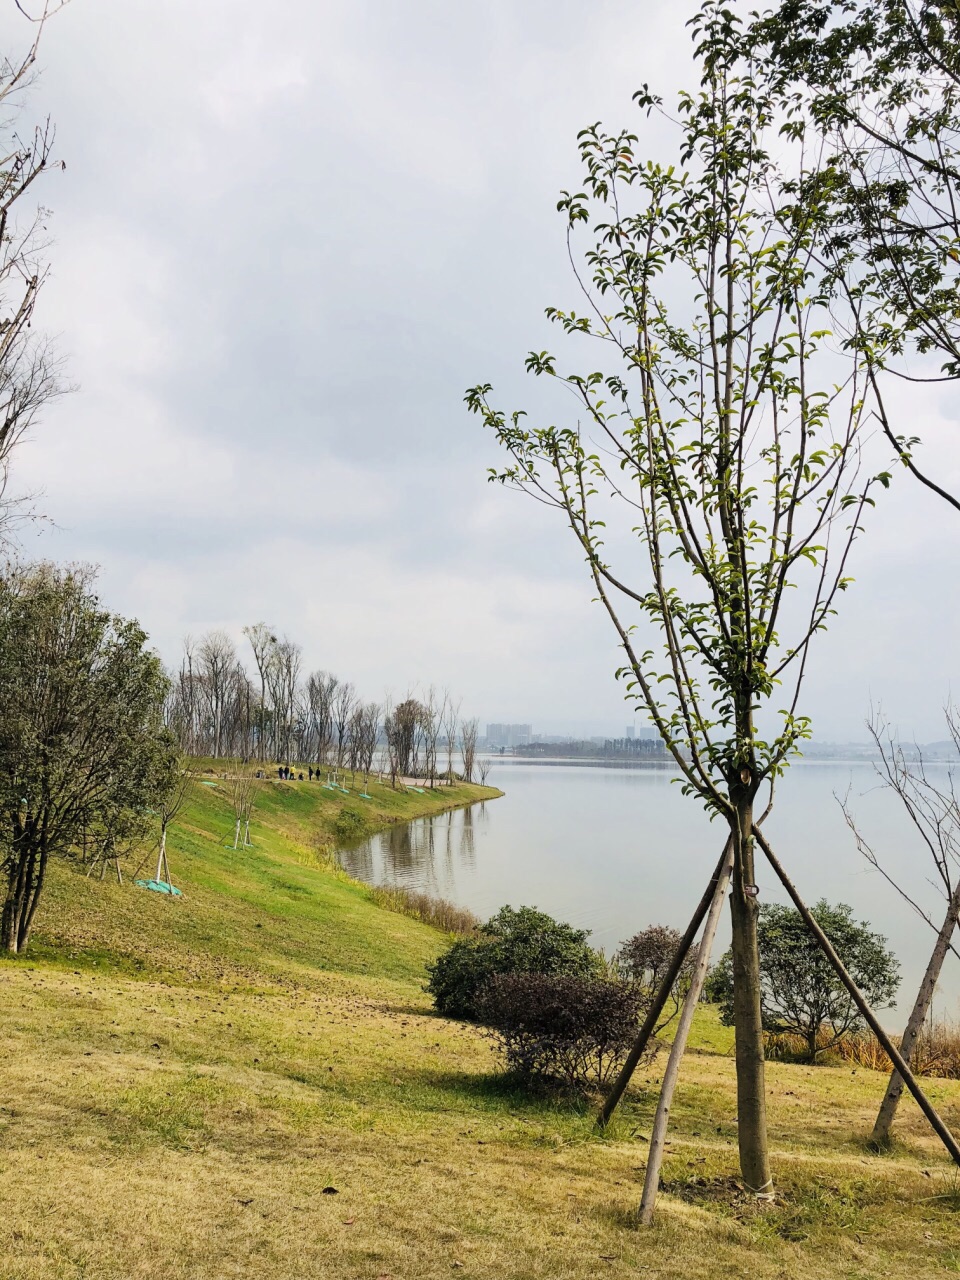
[{"left": 368, "top": 884, "right": 479, "bottom": 936}]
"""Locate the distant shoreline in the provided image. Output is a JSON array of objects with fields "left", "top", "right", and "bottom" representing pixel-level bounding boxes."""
[{"left": 485, "top": 753, "right": 958, "bottom": 769}]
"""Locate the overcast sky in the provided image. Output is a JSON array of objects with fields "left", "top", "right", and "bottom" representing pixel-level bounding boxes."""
[{"left": 6, "top": 0, "right": 959, "bottom": 740}]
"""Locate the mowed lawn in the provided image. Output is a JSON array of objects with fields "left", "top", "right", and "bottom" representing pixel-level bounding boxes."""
[{"left": 2, "top": 776, "right": 960, "bottom": 1279}]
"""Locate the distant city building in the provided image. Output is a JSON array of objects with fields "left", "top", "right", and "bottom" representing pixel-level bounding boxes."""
[
  {"left": 485, "top": 723, "right": 532, "bottom": 747},
  {"left": 625, "top": 726, "right": 635, "bottom": 739}
]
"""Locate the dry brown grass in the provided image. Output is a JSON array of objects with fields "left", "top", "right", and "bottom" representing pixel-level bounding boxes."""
[
  {"left": 766, "top": 1025, "right": 960, "bottom": 1078},
  {"left": 367, "top": 884, "right": 480, "bottom": 935},
  {"left": 4, "top": 962, "right": 960, "bottom": 1280},
  {"left": 4, "top": 779, "right": 960, "bottom": 1279}
]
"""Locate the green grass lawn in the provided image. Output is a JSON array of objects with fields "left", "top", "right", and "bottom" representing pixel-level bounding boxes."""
[
  {"left": 27, "top": 770, "right": 498, "bottom": 987},
  {"left": 2, "top": 774, "right": 960, "bottom": 1279}
]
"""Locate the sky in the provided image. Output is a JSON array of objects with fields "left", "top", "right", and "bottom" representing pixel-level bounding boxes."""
[{"left": 5, "top": 0, "right": 959, "bottom": 740}]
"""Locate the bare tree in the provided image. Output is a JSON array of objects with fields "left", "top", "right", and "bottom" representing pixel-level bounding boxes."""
[
  {"left": 265, "top": 637, "right": 301, "bottom": 763},
  {"left": 306, "top": 670, "right": 337, "bottom": 766},
  {"left": 230, "top": 763, "right": 260, "bottom": 850},
  {"left": 459, "top": 718, "right": 478, "bottom": 784},
  {"left": 840, "top": 705, "right": 960, "bottom": 1146},
  {"left": 384, "top": 696, "right": 425, "bottom": 784},
  {"left": 422, "top": 687, "right": 444, "bottom": 788},
  {"left": 197, "top": 630, "right": 235, "bottom": 758},
  {"left": 355, "top": 701, "right": 381, "bottom": 791},
  {"left": 477, "top": 756, "right": 492, "bottom": 786},
  {"left": 442, "top": 694, "right": 460, "bottom": 785},
  {"left": 129, "top": 755, "right": 196, "bottom": 890},
  {"left": 0, "top": 2, "right": 71, "bottom": 540},
  {"left": 155, "top": 759, "right": 194, "bottom": 885},
  {"left": 332, "top": 680, "right": 356, "bottom": 768},
  {"left": 172, "top": 637, "right": 201, "bottom": 755},
  {"left": 243, "top": 622, "right": 277, "bottom": 760}
]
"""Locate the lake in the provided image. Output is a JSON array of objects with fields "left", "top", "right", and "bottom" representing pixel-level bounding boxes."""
[{"left": 339, "top": 758, "right": 960, "bottom": 1023}]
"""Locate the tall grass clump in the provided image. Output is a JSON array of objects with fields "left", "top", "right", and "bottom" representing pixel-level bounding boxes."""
[
  {"left": 368, "top": 884, "right": 479, "bottom": 936},
  {"left": 765, "top": 1023, "right": 960, "bottom": 1078}
]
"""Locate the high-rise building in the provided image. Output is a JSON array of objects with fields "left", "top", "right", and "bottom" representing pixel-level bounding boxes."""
[
  {"left": 625, "top": 726, "right": 635, "bottom": 739},
  {"left": 485, "top": 723, "right": 532, "bottom": 747}
]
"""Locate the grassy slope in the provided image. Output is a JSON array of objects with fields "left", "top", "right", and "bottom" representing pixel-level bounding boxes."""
[{"left": 2, "top": 776, "right": 960, "bottom": 1279}]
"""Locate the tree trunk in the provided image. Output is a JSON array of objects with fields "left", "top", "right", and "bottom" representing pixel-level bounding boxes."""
[
  {"left": 1, "top": 878, "right": 18, "bottom": 952},
  {"left": 639, "top": 840, "right": 733, "bottom": 1224},
  {"left": 729, "top": 795, "right": 773, "bottom": 1196},
  {"left": 872, "top": 886, "right": 960, "bottom": 1146},
  {"left": 18, "top": 845, "right": 48, "bottom": 951},
  {"left": 807, "top": 1028, "right": 819, "bottom": 1064},
  {"left": 2, "top": 840, "right": 36, "bottom": 954}
]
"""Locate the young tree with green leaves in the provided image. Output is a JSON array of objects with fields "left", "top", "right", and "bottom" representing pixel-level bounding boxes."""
[
  {"left": 751, "top": 0, "right": 960, "bottom": 512},
  {"left": 0, "top": 562, "right": 177, "bottom": 952},
  {"left": 467, "top": 3, "right": 893, "bottom": 1193}
]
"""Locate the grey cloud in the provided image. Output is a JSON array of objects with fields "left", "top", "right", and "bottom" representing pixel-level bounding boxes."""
[{"left": 5, "top": 0, "right": 958, "bottom": 736}]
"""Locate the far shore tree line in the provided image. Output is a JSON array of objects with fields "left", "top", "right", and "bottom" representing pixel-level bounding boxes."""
[{"left": 167, "top": 626, "right": 483, "bottom": 788}]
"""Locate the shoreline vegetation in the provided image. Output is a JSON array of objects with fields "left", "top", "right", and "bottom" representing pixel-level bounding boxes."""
[{"left": 3, "top": 769, "right": 960, "bottom": 1279}]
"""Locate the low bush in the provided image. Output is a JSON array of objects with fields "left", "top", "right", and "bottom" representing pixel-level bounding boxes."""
[
  {"left": 426, "top": 904, "right": 602, "bottom": 1021},
  {"left": 616, "top": 924, "right": 699, "bottom": 1020},
  {"left": 368, "top": 885, "right": 479, "bottom": 935},
  {"left": 476, "top": 972, "right": 649, "bottom": 1090},
  {"left": 332, "top": 809, "right": 368, "bottom": 841}
]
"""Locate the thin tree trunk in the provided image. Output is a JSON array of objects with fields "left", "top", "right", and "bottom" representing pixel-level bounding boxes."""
[
  {"left": 754, "top": 824, "right": 960, "bottom": 1167},
  {"left": 730, "top": 796, "right": 773, "bottom": 1196},
  {"left": 599, "top": 842, "right": 732, "bottom": 1126},
  {"left": 18, "top": 844, "right": 48, "bottom": 952},
  {"left": 4, "top": 843, "right": 36, "bottom": 954},
  {"left": 1, "top": 874, "right": 19, "bottom": 952},
  {"left": 807, "top": 1029, "right": 819, "bottom": 1064},
  {"left": 639, "top": 839, "right": 733, "bottom": 1224},
  {"left": 872, "top": 886, "right": 960, "bottom": 1146}
]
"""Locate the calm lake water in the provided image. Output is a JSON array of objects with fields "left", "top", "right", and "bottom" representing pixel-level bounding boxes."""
[{"left": 339, "top": 758, "right": 960, "bottom": 1023}]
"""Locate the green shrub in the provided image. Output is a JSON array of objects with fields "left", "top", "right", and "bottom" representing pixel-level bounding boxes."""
[
  {"left": 426, "top": 904, "right": 602, "bottom": 1021},
  {"left": 708, "top": 900, "right": 899, "bottom": 1062},
  {"left": 332, "top": 809, "right": 368, "bottom": 841}
]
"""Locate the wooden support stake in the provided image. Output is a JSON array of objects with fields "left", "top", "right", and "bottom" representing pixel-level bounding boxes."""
[
  {"left": 598, "top": 842, "right": 732, "bottom": 1128},
  {"left": 639, "top": 838, "right": 733, "bottom": 1223},
  {"left": 753, "top": 824, "right": 960, "bottom": 1168}
]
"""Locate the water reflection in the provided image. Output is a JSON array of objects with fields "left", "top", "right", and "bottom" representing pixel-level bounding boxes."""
[
  {"left": 336, "top": 760, "right": 960, "bottom": 1022},
  {"left": 340, "top": 802, "right": 489, "bottom": 900}
]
